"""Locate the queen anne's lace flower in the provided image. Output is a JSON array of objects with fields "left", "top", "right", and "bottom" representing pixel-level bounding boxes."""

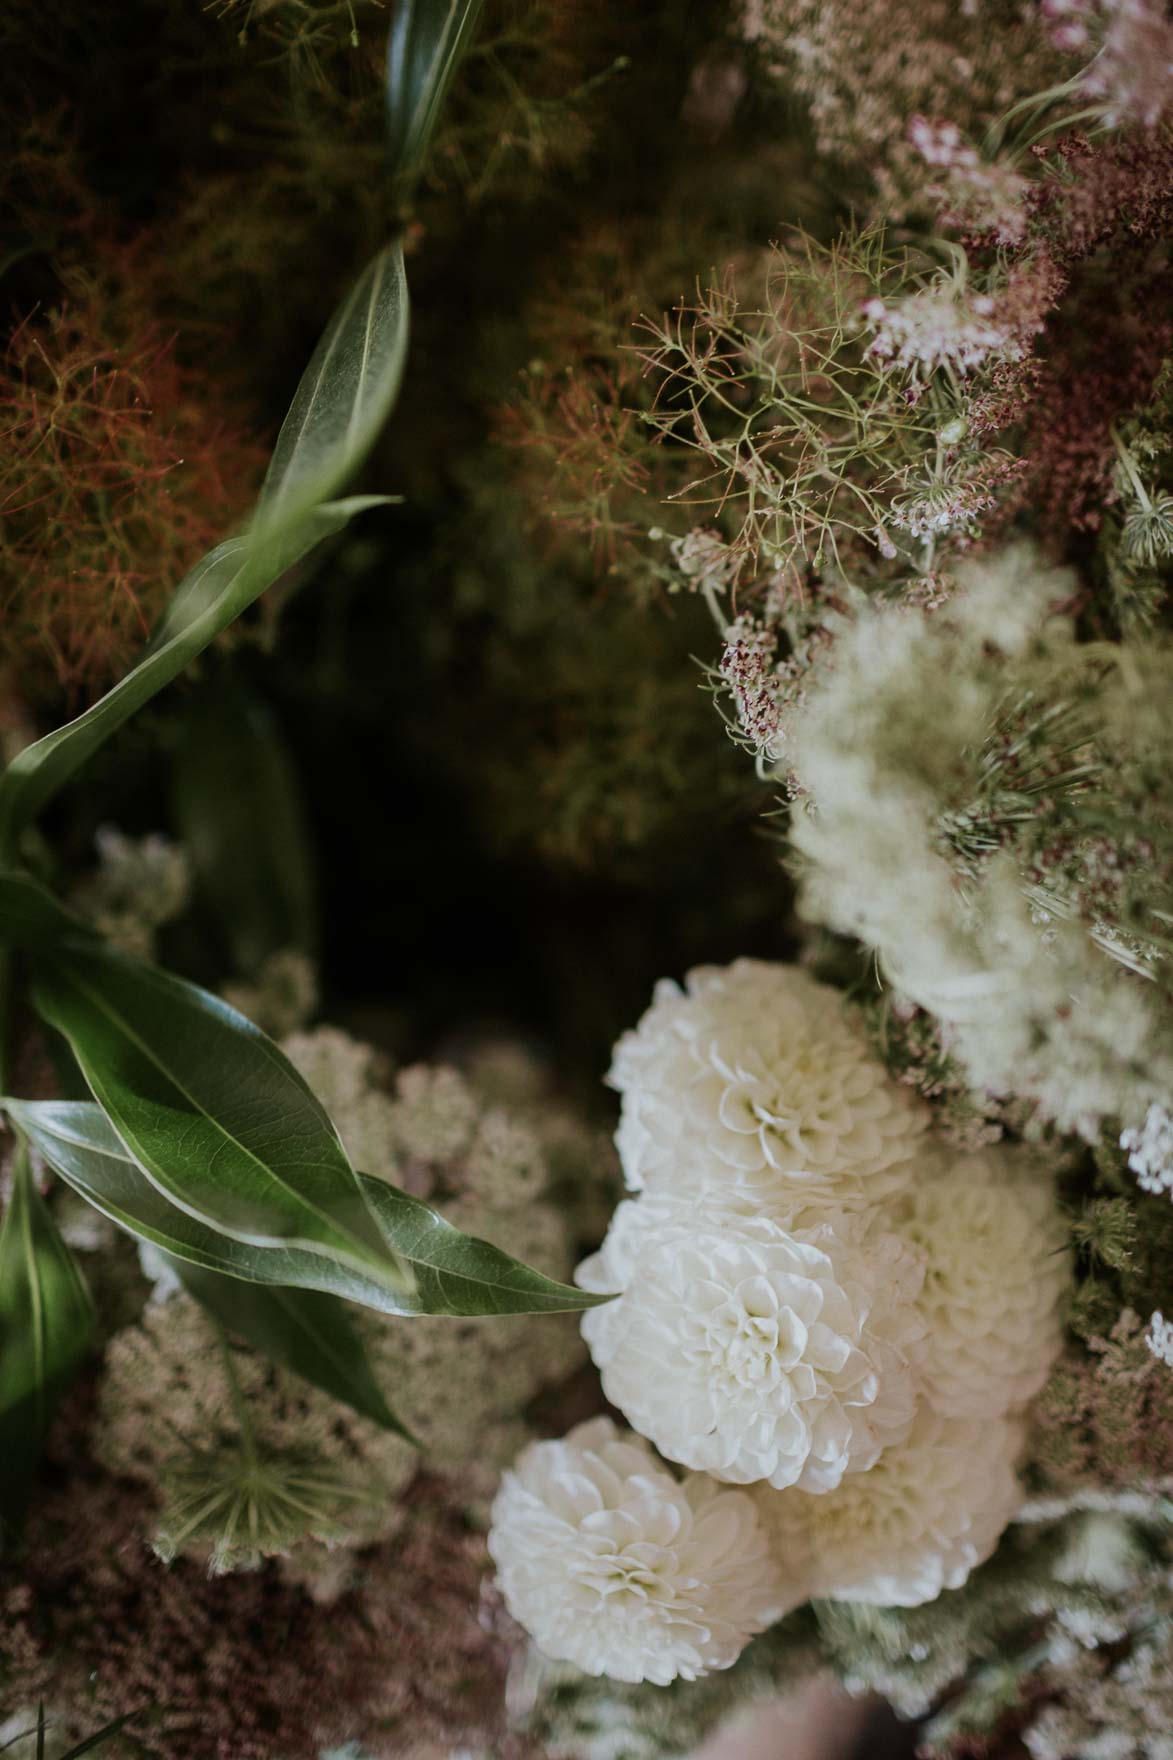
[
  {"left": 578, "top": 1197, "right": 927, "bottom": 1492},
  {"left": 1121, "top": 1103, "right": 1173, "bottom": 1197},
  {"left": 863, "top": 284, "right": 1017, "bottom": 377},
  {"left": 608, "top": 960, "right": 926, "bottom": 1214},
  {"left": 488, "top": 1418, "right": 787, "bottom": 1684},
  {"left": 892, "top": 1147, "right": 1070, "bottom": 1419},
  {"left": 755, "top": 1407, "right": 1024, "bottom": 1607},
  {"left": 1145, "top": 1311, "right": 1173, "bottom": 1368}
]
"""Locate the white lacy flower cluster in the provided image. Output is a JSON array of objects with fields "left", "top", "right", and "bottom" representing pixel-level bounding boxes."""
[
  {"left": 490, "top": 960, "right": 1070, "bottom": 1685},
  {"left": 863, "top": 283, "right": 1018, "bottom": 379},
  {"left": 784, "top": 545, "right": 1173, "bottom": 1140},
  {"left": 1121, "top": 1103, "right": 1173, "bottom": 1198},
  {"left": 73, "top": 826, "right": 191, "bottom": 960}
]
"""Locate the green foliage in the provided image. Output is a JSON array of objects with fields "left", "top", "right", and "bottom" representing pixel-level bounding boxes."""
[
  {"left": 1070, "top": 1196, "right": 1137, "bottom": 1274},
  {"left": 0, "top": 0, "right": 618, "bottom": 1513},
  {"left": 173, "top": 1261, "right": 411, "bottom": 1437},
  {"left": 0, "top": 1145, "right": 93, "bottom": 1542},
  {"left": 0, "top": 873, "right": 100, "bottom": 954},
  {"left": 386, "top": 0, "right": 486, "bottom": 194},
  {"left": 256, "top": 245, "right": 409, "bottom": 531},
  {"left": 171, "top": 682, "right": 318, "bottom": 976},
  {"left": 0, "top": 241, "right": 407, "bottom": 856},
  {"left": 5, "top": 1098, "right": 417, "bottom": 1312},
  {"left": 0, "top": 507, "right": 379, "bottom": 862},
  {"left": 1103, "top": 358, "right": 1173, "bottom": 629},
  {"left": 636, "top": 227, "right": 926, "bottom": 579},
  {"left": 29, "top": 945, "right": 415, "bottom": 1290},
  {"left": 8, "top": 1098, "right": 601, "bottom": 1322}
]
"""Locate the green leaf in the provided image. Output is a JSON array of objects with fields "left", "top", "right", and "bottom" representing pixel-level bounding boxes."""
[
  {"left": 0, "top": 1140, "right": 94, "bottom": 1541},
  {"left": 7, "top": 1099, "right": 606, "bottom": 1319},
  {"left": 0, "top": 870, "right": 100, "bottom": 953},
  {"left": 257, "top": 244, "right": 409, "bottom": 533},
  {"left": 0, "top": 239, "right": 408, "bottom": 851},
  {"left": 356, "top": 1174, "right": 605, "bottom": 1315},
  {"left": 174, "top": 1259, "right": 412, "bottom": 1438},
  {"left": 6, "top": 1098, "right": 420, "bottom": 1311},
  {"left": 28, "top": 947, "right": 416, "bottom": 1300},
  {"left": 171, "top": 683, "right": 318, "bottom": 975},
  {"left": 0, "top": 501, "right": 381, "bottom": 851},
  {"left": 386, "top": 0, "right": 485, "bottom": 186}
]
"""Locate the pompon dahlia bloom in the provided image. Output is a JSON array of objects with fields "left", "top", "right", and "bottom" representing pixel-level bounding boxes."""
[
  {"left": 755, "top": 1407, "right": 1025, "bottom": 1607},
  {"left": 487, "top": 1418, "right": 787, "bottom": 1685},
  {"left": 578, "top": 1198, "right": 927, "bottom": 1492},
  {"left": 607, "top": 960, "right": 927, "bottom": 1213},
  {"left": 892, "top": 1147, "right": 1071, "bottom": 1420}
]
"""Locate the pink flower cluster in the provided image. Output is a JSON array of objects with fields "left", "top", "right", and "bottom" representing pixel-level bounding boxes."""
[
  {"left": 1042, "top": 0, "right": 1173, "bottom": 127},
  {"left": 908, "top": 115, "right": 1029, "bottom": 244}
]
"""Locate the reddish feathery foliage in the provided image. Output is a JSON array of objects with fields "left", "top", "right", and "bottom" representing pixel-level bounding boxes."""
[
  {"left": 1028, "top": 130, "right": 1173, "bottom": 265},
  {"left": 1009, "top": 271, "right": 1173, "bottom": 536},
  {"left": 500, "top": 356, "right": 657, "bottom": 568},
  {"left": 0, "top": 277, "right": 265, "bottom": 705},
  {"left": 968, "top": 129, "right": 1173, "bottom": 539}
]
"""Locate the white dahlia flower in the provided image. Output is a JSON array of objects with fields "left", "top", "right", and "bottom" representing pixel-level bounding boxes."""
[
  {"left": 755, "top": 1407, "right": 1024, "bottom": 1607},
  {"left": 578, "top": 1197, "right": 927, "bottom": 1492},
  {"left": 488, "top": 1417, "right": 787, "bottom": 1684},
  {"left": 608, "top": 960, "right": 926, "bottom": 1214},
  {"left": 893, "top": 1147, "right": 1070, "bottom": 1419}
]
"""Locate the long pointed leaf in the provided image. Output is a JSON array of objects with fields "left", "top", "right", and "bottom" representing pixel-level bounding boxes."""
[
  {"left": 29, "top": 948, "right": 416, "bottom": 1297},
  {"left": 386, "top": 0, "right": 485, "bottom": 184},
  {"left": 356, "top": 1173, "right": 606, "bottom": 1315},
  {"left": 258, "top": 245, "right": 409, "bottom": 531},
  {"left": 174, "top": 1259, "right": 412, "bottom": 1438},
  {"left": 8, "top": 1099, "right": 605, "bottom": 1318},
  {"left": 0, "top": 243, "right": 407, "bottom": 849},
  {"left": 0, "top": 1142, "right": 94, "bottom": 1539},
  {"left": 0, "top": 871, "right": 101, "bottom": 953},
  {"left": 0, "top": 501, "right": 382, "bottom": 849},
  {"left": 7, "top": 1098, "right": 423, "bottom": 1309}
]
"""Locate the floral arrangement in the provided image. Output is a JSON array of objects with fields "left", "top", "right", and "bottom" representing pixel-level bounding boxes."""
[{"left": 1, "top": 1, "right": 1172, "bottom": 1758}]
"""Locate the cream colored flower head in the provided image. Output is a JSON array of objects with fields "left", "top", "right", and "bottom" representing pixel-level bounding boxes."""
[
  {"left": 488, "top": 1417, "right": 788, "bottom": 1685},
  {"left": 608, "top": 960, "right": 926, "bottom": 1214},
  {"left": 578, "top": 1196, "right": 927, "bottom": 1492},
  {"left": 894, "top": 1145, "right": 1070, "bottom": 1419},
  {"left": 755, "top": 1407, "right": 1024, "bottom": 1607}
]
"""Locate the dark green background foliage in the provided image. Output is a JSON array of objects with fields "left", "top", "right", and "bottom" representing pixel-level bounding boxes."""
[
  {"left": 0, "top": 0, "right": 797, "bottom": 1085},
  {"left": 0, "top": 0, "right": 806, "bottom": 1534}
]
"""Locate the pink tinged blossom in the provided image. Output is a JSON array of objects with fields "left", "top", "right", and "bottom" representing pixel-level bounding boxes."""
[
  {"left": 1082, "top": 0, "right": 1173, "bottom": 128},
  {"left": 908, "top": 116, "right": 979, "bottom": 169},
  {"left": 1145, "top": 1310, "right": 1173, "bottom": 1368},
  {"left": 864, "top": 285, "right": 1019, "bottom": 378}
]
